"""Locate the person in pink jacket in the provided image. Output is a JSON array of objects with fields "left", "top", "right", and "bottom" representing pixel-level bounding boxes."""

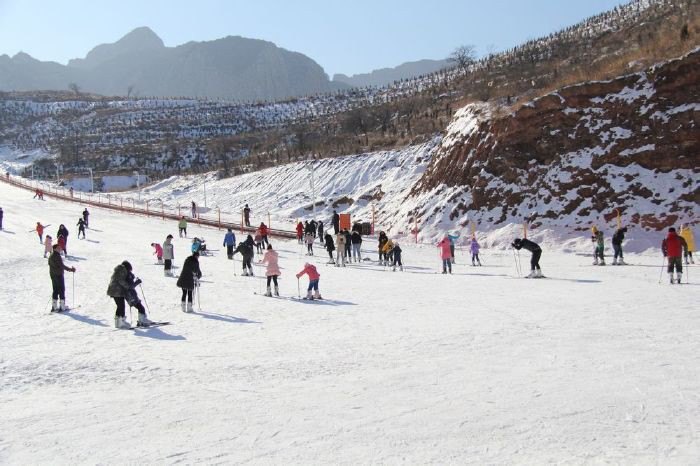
[
  {"left": 438, "top": 235, "right": 452, "bottom": 274},
  {"left": 260, "top": 244, "right": 281, "bottom": 296},
  {"left": 151, "top": 242, "right": 163, "bottom": 264},
  {"left": 43, "top": 235, "right": 53, "bottom": 258},
  {"left": 296, "top": 262, "right": 321, "bottom": 300}
]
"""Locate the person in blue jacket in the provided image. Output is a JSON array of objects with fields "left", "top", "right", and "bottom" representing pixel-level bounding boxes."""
[
  {"left": 223, "top": 228, "right": 236, "bottom": 259},
  {"left": 447, "top": 231, "right": 460, "bottom": 264}
]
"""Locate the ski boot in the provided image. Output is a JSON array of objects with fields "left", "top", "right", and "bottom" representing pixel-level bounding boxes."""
[
  {"left": 593, "top": 258, "right": 598, "bottom": 265},
  {"left": 535, "top": 269, "right": 544, "bottom": 278},
  {"left": 677, "top": 274, "right": 682, "bottom": 284},
  {"left": 669, "top": 273, "right": 675, "bottom": 284},
  {"left": 114, "top": 316, "right": 131, "bottom": 329},
  {"left": 274, "top": 285, "right": 279, "bottom": 297},
  {"left": 181, "top": 302, "right": 187, "bottom": 313},
  {"left": 305, "top": 290, "right": 313, "bottom": 300},
  {"left": 51, "top": 299, "right": 60, "bottom": 312},
  {"left": 612, "top": 258, "right": 617, "bottom": 265},
  {"left": 526, "top": 270, "right": 536, "bottom": 278},
  {"left": 313, "top": 290, "right": 322, "bottom": 300},
  {"left": 187, "top": 302, "right": 194, "bottom": 313},
  {"left": 399, "top": 265, "right": 403, "bottom": 272},
  {"left": 59, "top": 299, "right": 66, "bottom": 312},
  {"left": 137, "top": 312, "right": 153, "bottom": 327},
  {"left": 264, "top": 286, "right": 272, "bottom": 297}
]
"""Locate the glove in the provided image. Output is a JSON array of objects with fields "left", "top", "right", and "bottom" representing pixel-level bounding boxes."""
[
  {"left": 134, "top": 278, "right": 142, "bottom": 286},
  {"left": 71, "top": 267, "right": 76, "bottom": 272}
]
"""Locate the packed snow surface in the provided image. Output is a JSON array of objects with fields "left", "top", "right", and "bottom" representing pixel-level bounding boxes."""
[{"left": 1, "top": 181, "right": 699, "bottom": 464}]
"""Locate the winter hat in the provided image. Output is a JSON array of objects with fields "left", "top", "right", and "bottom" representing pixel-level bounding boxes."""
[
  {"left": 121, "top": 260, "right": 133, "bottom": 271},
  {"left": 166, "top": 234, "right": 173, "bottom": 239},
  {"left": 267, "top": 244, "right": 273, "bottom": 250},
  {"left": 669, "top": 227, "right": 676, "bottom": 233}
]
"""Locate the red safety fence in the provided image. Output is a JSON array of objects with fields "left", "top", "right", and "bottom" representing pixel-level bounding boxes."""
[{"left": 0, "top": 174, "right": 297, "bottom": 239}]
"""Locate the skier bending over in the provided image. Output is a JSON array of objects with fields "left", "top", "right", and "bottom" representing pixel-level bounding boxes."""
[
  {"left": 233, "top": 236, "right": 255, "bottom": 276},
  {"left": 470, "top": 237, "right": 482, "bottom": 266},
  {"left": 48, "top": 244, "right": 76, "bottom": 312},
  {"left": 260, "top": 244, "right": 281, "bottom": 297},
  {"left": 611, "top": 227, "right": 627, "bottom": 265},
  {"left": 296, "top": 262, "right": 322, "bottom": 300},
  {"left": 151, "top": 242, "right": 163, "bottom": 264},
  {"left": 662, "top": 227, "right": 684, "bottom": 284},
  {"left": 177, "top": 252, "right": 202, "bottom": 312},
  {"left": 512, "top": 238, "right": 543, "bottom": 278},
  {"left": 107, "top": 260, "right": 151, "bottom": 329}
]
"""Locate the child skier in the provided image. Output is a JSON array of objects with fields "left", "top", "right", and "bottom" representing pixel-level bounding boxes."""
[
  {"left": 76, "top": 218, "right": 86, "bottom": 239},
  {"left": 177, "top": 252, "right": 202, "bottom": 312},
  {"left": 437, "top": 235, "right": 452, "bottom": 274},
  {"left": 296, "top": 262, "right": 322, "bottom": 300},
  {"left": 151, "top": 242, "right": 163, "bottom": 264},
  {"left": 662, "top": 227, "right": 683, "bottom": 284},
  {"left": 36, "top": 222, "right": 45, "bottom": 243},
  {"left": 223, "top": 228, "right": 236, "bottom": 259},
  {"left": 305, "top": 231, "right": 315, "bottom": 255},
  {"left": 107, "top": 260, "right": 151, "bottom": 328},
  {"left": 48, "top": 244, "right": 76, "bottom": 312},
  {"left": 260, "top": 244, "right": 281, "bottom": 297},
  {"left": 392, "top": 241, "right": 403, "bottom": 271},
  {"left": 592, "top": 227, "right": 605, "bottom": 265},
  {"left": 163, "top": 235, "right": 175, "bottom": 276},
  {"left": 470, "top": 237, "right": 482, "bottom": 266},
  {"left": 611, "top": 227, "right": 627, "bottom": 265},
  {"left": 43, "top": 235, "right": 53, "bottom": 258},
  {"left": 512, "top": 237, "right": 543, "bottom": 278},
  {"left": 679, "top": 224, "right": 695, "bottom": 265}
]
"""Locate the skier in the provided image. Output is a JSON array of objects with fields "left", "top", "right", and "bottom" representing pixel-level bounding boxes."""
[
  {"left": 57, "top": 234, "right": 67, "bottom": 257},
  {"left": 254, "top": 231, "right": 263, "bottom": 254},
  {"left": 260, "top": 221, "right": 270, "bottom": 248},
  {"left": 382, "top": 239, "right": 395, "bottom": 266},
  {"left": 512, "top": 237, "right": 543, "bottom": 278},
  {"left": 82, "top": 208, "right": 89, "bottom": 228},
  {"left": 344, "top": 229, "right": 352, "bottom": 261},
  {"left": 48, "top": 244, "right": 75, "bottom": 312},
  {"left": 447, "top": 231, "right": 460, "bottom": 264},
  {"left": 260, "top": 244, "right": 281, "bottom": 297},
  {"left": 233, "top": 235, "right": 255, "bottom": 276},
  {"left": 0, "top": 206, "right": 3, "bottom": 230},
  {"left": 310, "top": 219, "right": 318, "bottom": 239},
  {"left": 191, "top": 201, "right": 197, "bottom": 218},
  {"left": 470, "top": 237, "right": 482, "bottom": 266},
  {"left": 191, "top": 237, "right": 204, "bottom": 254},
  {"left": 243, "top": 204, "right": 251, "bottom": 227},
  {"left": 332, "top": 210, "right": 340, "bottom": 234},
  {"left": 43, "top": 235, "right": 53, "bottom": 258},
  {"left": 679, "top": 224, "right": 695, "bottom": 264},
  {"left": 162, "top": 234, "right": 175, "bottom": 276},
  {"left": 611, "top": 227, "right": 628, "bottom": 265},
  {"left": 151, "top": 242, "right": 163, "bottom": 264},
  {"left": 76, "top": 218, "right": 87, "bottom": 239},
  {"left": 177, "top": 251, "right": 202, "bottom": 312},
  {"left": 335, "top": 230, "right": 347, "bottom": 266},
  {"left": 662, "top": 227, "right": 684, "bottom": 284},
  {"left": 378, "top": 231, "right": 388, "bottom": 264},
  {"left": 324, "top": 232, "right": 336, "bottom": 264},
  {"left": 317, "top": 221, "right": 324, "bottom": 244},
  {"left": 296, "top": 262, "right": 322, "bottom": 300},
  {"left": 437, "top": 235, "right": 452, "bottom": 274},
  {"left": 592, "top": 226, "right": 605, "bottom": 265},
  {"left": 296, "top": 221, "right": 304, "bottom": 244},
  {"left": 305, "top": 231, "right": 315, "bottom": 255},
  {"left": 178, "top": 216, "right": 188, "bottom": 238},
  {"left": 107, "top": 260, "right": 151, "bottom": 329},
  {"left": 223, "top": 228, "right": 236, "bottom": 259},
  {"left": 392, "top": 241, "right": 403, "bottom": 272},
  {"left": 36, "top": 222, "right": 46, "bottom": 243},
  {"left": 351, "top": 229, "right": 362, "bottom": 262}
]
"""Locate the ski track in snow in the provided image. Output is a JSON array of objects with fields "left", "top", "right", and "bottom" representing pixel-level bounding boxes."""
[{"left": 0, "top": 181, "right": 699, "bottom": 464}]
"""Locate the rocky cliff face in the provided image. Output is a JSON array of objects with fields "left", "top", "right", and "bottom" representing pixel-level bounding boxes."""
[{"left": 411, "top": 48, "right": 700, "bottom": 233}]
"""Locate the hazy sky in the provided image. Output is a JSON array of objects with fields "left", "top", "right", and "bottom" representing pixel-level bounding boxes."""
[{"left": 0, "top": 0, "right": 628, "bottom": 77}]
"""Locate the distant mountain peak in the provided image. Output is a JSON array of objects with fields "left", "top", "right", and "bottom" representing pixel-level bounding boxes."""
[{"left": 116, "top": 26, "right": 164, "bottom": 49}]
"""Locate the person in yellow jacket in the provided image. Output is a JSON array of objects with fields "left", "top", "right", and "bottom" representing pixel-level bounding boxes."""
[
  {"left": 382, "top": 239, "right": 395, "bottom": 266},
  {"left": 178, "top": 216, "right": 188, "bottom": 238},
  {"left": 679, "top": 224, "right": 695, "bottom": 264}
]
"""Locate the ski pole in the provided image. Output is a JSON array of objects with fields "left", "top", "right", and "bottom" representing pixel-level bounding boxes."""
[
  {"left": 512, "top": 248, "right": 519, "bottom": 277},
  {"left": 658, "top": 256, "right": 665, "bottom": 283},
  {"left": 297, "top": 277, "right": 301, "bottom": 298},
  {"left": 139, "top": 283, "right": 150, "bottom": 312},
  {"left": 72, "top": 272, "right": 75, "bottom": 309},
  {"left": 196, "top": 280, "right": 201, "bottom": 311}
]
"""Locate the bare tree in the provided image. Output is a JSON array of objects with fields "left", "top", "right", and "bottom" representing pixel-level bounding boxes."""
[
  {"left": 68, "top": 83, "right": 81, "bottom": 95},
  {"left": 126, "top": 85, "right": 135, "bottom": 99},
  {"left": 449, "top": 45, "right": 477, "bottom": 73}
]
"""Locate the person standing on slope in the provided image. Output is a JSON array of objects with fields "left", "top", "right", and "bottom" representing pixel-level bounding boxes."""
[
  {"left": 178, "top": 217, "right": 188, "bottom": 238},
  {"left": 43, "top": 235, "right": 53, "bottom": 258},
  {"left": 305, "top": 231, "right": 315, "bottom": 256},
  {"left": 177, "top": 251, "right": 202, "bottom": 312},
  {"left": 223, "top": 228, "right": 236, "bottom": 260},
  {"left": 679, "top": 224, "right": 695, "bottom": 265},
  {"left": 296, "top": 221, "right": 304, "bottom": 244},
  {"left": 378, "top": 231, "right": 388, "bottom": 264},
  {"left": 36, "top": 222, "right": 46, "bottom": 243},
  {"left": 611, "top": 227, "right": 627, "bottom": 265},
  {"left": 591, "top": 226, "right": 605, "bottom": 265},
  {"left": 233, "top": 235, "right": 255, "bottom": 276},
  {"left": 324, "top": 232, "right": 336, "bottom": 264},
  {"left": 335, "top": 230, "right": 347, "bottom": 267},
  {"left": 243, "top": 204, "right": 251, "bottom": 227},
  {"left": 332, "top": 210, "right": 340, "bottom": 235},
  {"left": 512, "top": 238, "right": 543, "bottom": 278},
  {"left": 82, "top": 208, "right": 89, "bottom": 228},
  {"left": 296, "top": 262, "right": 322, "bottom": 300},
  {"left": 447, "top": 231, "right": 460, "bottom": 264},
  {"left": 351, "top": 229, "right": 363, "bottom": 262},
  {"left": 56, "top": 224, "right": 70, "bottom": 255},
  {"left": 470, "top": 237, "right": 482, "bottom": 266},
  {"left": 162, "top": 234, "right": 175, "bottom": 276},
  {"left": 0, "top": 206, "right": 3, "bottom": 230},
  {"left": 107, "top": 260, "right": 151, "bottom": 329},
  {"left": 437, "top": 235, "right": 453, "bottom": 274},
  {"left": 191, "top": 201, "right": 197, "bottom": 219},
  {"left": 48, "top": 244, "right": 75, "bottom": 312},
  {"left": 260, "top": 244, "right": 281, "bottom": 297},
  {"left": 662, "top": 227, "right": 684, "bottom": 284},
  {"left": 317, "top": 221, "right": 324, "bottom": 244},
  {"left": 76, "top": 218, "right": 87, "bottom": 239},
  {"left": 392, "top": 241, "right": 403, "bottom": 271}
]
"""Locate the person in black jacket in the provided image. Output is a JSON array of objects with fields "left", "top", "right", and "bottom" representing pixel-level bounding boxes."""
[
  {"left": 177, "top": 252, "right": 202, "bottom": 313},
  {"left": 56, "top": 224, "right": 69, "bottom": 255},
  {"left": 76, "top": 218, "right": 87, "bottom": 239},
  {"left": 317, "top": 221, "right": 324, "bottom": 244},
  {"left": 611, "top": 227, "right": 627, "bottom": 265},
  {"left": 392, "top": 242, "right": 403, "bottom": 271},
  {"left": 351, "top": 230, "right": 363, "bottom": 262},
  {"left": 332, "top": 210, "right": 340, "bottom": 234},
  {"left": 324, "top": 233, "right": 335, "bottom": 264},
  {"left": 512, "top": 238, "right": 543, "bottom": 278},
  {"left": 107, "top": 260, "right": 149, "bottom": 328},
  {"left": 233, "top": 235, "right": 255, "bottom": 276},
  {"left": 48, "top": 244, "right": 76, "bottom": 312}
]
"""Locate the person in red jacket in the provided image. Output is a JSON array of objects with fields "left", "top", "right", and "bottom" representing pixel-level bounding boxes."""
[
  {"left": 662, "top": 227, "right": 684, "bottom": 284},
  {"left": 259, "top": 222, "right": 269, "bottom": 249},
  {"left": 296, "top": 221, "right": 304, "bottom": 244},
  {"left": 296, "top": 262, "right": 321, "bottom": 300}
]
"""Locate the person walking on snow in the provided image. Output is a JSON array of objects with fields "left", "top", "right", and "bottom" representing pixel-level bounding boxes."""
[
  {"left": 351, "top": 229, "right": 362, "bottom": 262},
  {"left": 592, "top": 226, "right": 605, "bottom": 265},
  {"left": 162, "top": 234, "right": 175, "bottom": 276},
  {"left": 177, "top": 251, "right": 202, "bottom": 312},
  {"left": 107, "top": 260, "right": 151, "bottom": 329},
  {"left": 223, "top": 228, "right": 236, "bottom": 259},
  {"left": 662, "top": 227, "right": 684, "bottom": 284},
  {"left": 296, "top": 221, "right": 304, "bottom": 244},
  {"left": 305, "top": 231, "right": 315, "bottom": 255},
  {"left": 36, "top": 222, "right": 46, "bottom": 243},
  {"left": 324, "top": 232, "right": 336, "bottom": 264},
  {"left": 43, "top": 235, "right": 53, "bottom": 258},
  {"left": 332, "top": 210, "right": 340, "bottom": 234},
  {"left": 296, "top": 262, "right": 322, "bottom": 300},
  {"left": 259, "top": 222, "right": 270, "bottom": 249},
  {"left": 178, "top": 217, "right": 188, "bottom": 238},
  {"left": 48, "top": 244, "right": 75, "bottom": 312},
  {"left": 392, "top": 241, "right": 403, "bottom": 271},
  {"left": 470, "top": 237, "right": 482, "bottom": 266},
  {"left": 76, "top": 218, "right": 87, "bottom": 239},
  {"left": 335, "top": 230, "right": 347, "bottom": 267},
  {"left": 611, "top": 227, "right": 628, "bottom": 265},
  {"left": 233, "top": 236, "right": 255, "bottom": 276},
  {"left": 317, "top": 221, "right": 324, "bottom": 244},
  {"left": 679, "top": 224, "right": 695, "bottom": 265},
  {"left": 151, "top": 242, "right": 163, "bottom": 264},
  {"left": 437, "top": 235, "right": 453, "bottom": 274},
  {"left": 191, "top": 201, "right": 197, "bottom": 218},
  {"left": 82, "top": 208, "right": 89, "bottom": 228},
  {"left": 260, "top": 244, "right": 281, "bottom": 296},
  {"left": 512, "top": 238, "right": 543, "bottom": 278},
  {"left": 243, "top": 204, "right": 251, "bottom": 227}
]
